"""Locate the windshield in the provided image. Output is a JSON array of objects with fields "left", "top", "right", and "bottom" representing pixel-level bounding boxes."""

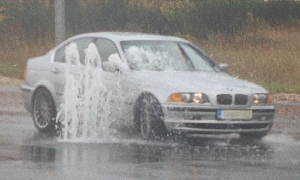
[{"left": 121, "top": 41, "right": 216, "bottom": 71}]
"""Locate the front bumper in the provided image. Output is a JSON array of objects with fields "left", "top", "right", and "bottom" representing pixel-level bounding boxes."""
[{"left": 162, "top": 104, "right": 275, "bottom": 135}]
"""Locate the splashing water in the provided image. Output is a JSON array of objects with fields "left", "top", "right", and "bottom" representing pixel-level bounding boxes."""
[{"left": 57, "top": 43, "right": 113, "bottom": 141}]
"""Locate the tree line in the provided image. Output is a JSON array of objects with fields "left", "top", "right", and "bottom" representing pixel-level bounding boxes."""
[{"left": 1, "top": 0, "right": 300, "bottom": 47}]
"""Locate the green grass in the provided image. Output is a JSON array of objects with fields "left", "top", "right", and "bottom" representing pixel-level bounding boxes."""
[
  {"left": 0, "top": 61, "right": 26, "bottom": 78},
  {"left": 0, "top": 37, "right": 54, "bottom": 79},
  {"left": 262, "top": 82, "right": 300, "bottom": 93},
  {"left": 200, "top": 26, "right": 300, "bottom": 93}
]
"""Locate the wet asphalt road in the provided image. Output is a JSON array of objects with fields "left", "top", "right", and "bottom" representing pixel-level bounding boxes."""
[{"left": 0, "top": 85, "right": 299, "bottom": 180}]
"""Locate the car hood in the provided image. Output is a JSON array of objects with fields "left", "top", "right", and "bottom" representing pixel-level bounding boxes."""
[{"left": 126, "top": 70, "right": 267, "bottom": 102}]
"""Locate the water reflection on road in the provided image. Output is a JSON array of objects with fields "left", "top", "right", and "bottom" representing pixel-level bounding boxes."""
[
  {"left": 19, "top": 133, "right": 300, "bottom": 180},
  {"left": 21, "top": 137, "right": 274, "bottom": 164}
]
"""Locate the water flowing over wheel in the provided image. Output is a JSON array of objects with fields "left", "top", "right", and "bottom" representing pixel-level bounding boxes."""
[
  {"left": 136, "top": 93, "right": 166, "bottom": 140},
  {"left": 32, "top": 88, "right": 57, "bottom": 133}
]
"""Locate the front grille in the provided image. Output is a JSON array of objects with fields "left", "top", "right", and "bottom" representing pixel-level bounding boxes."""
[
  {"left": 217, "top": 94, "right": 232, "bottom": 105},
  {"left": 217, "top": 94, "right": 249, "bottom": 105},
  {"left": 235, "top": 94, "right": 248, "bottom": 105}
]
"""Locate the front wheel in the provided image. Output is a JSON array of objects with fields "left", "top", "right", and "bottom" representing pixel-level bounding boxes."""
[
  {"left": 136, "top": 94, "right": 166, "bottom": 140},
  {"left": 32, "top": 88, "right": 57, "bottom": 133}
]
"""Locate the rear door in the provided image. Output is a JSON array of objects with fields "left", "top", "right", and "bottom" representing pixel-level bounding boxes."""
[{"left": 51, "top": 37, "right": 94, "bottom": 103}]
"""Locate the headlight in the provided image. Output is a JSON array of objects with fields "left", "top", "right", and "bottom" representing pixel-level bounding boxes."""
[
  {"left": 253, "top": 93, "right": 272, "bottom": 105},
  {"left": 168, "top": 92, "right": 209, "bottom": 103}
]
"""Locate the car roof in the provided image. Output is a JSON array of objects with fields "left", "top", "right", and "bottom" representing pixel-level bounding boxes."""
[{"left": 71, "top": 32, "right": 189, "bottom": 43}]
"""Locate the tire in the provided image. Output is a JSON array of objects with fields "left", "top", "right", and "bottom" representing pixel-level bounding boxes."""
[
  {"left": 32, "top": 88, "right": 57, "bottom": 133},
  {"left": 136, "top": 93, "right": 166, "bottom": 140},
  {"left": 239, "top": 132, "right": 268, "bottom": 140}
]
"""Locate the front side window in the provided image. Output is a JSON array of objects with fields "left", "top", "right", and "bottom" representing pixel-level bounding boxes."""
[
  {"left": 95, "top": 38, "right": 119, "bottom": 64},
  {"left": 121, "top": 41, "right": 215, "bottom": 71},
  {"left": 179, "top": 43, "right": 216, "bottom": 71}
]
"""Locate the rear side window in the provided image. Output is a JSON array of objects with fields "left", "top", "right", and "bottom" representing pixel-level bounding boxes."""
[
  {"left": 54, "top": 37, "right": 94, "bottom": 64},
  {"left": 54, "top": 46, "right": 65, "bottom": 63},
  {"left": 74, "top": 38, "right": 93, "bottom": 64}
]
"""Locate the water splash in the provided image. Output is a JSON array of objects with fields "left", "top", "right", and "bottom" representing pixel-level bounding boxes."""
[{"left": 57, "top": 43, "right": 112, "bottom": 141}]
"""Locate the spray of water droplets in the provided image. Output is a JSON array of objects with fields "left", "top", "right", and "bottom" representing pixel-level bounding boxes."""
[{"left": 56, "top": 43, "right": 113, "bottom": 141}]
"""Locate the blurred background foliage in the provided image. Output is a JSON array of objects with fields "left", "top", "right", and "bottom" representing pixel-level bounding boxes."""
[{"left": 1, "top": 0, "right": 300, "bottom": 45}]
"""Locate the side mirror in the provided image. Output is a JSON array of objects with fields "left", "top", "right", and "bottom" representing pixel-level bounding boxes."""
[{"left": 218, "top": 63, "right": 229, "bottom": 72}]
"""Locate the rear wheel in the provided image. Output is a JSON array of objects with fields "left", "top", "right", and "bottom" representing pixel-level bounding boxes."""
[
  {"left": 32, "top": 88, "right": 57, "bottom": 133},
  {"left": 136, "top": 93, "right": 166, "bottom": 140}
]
